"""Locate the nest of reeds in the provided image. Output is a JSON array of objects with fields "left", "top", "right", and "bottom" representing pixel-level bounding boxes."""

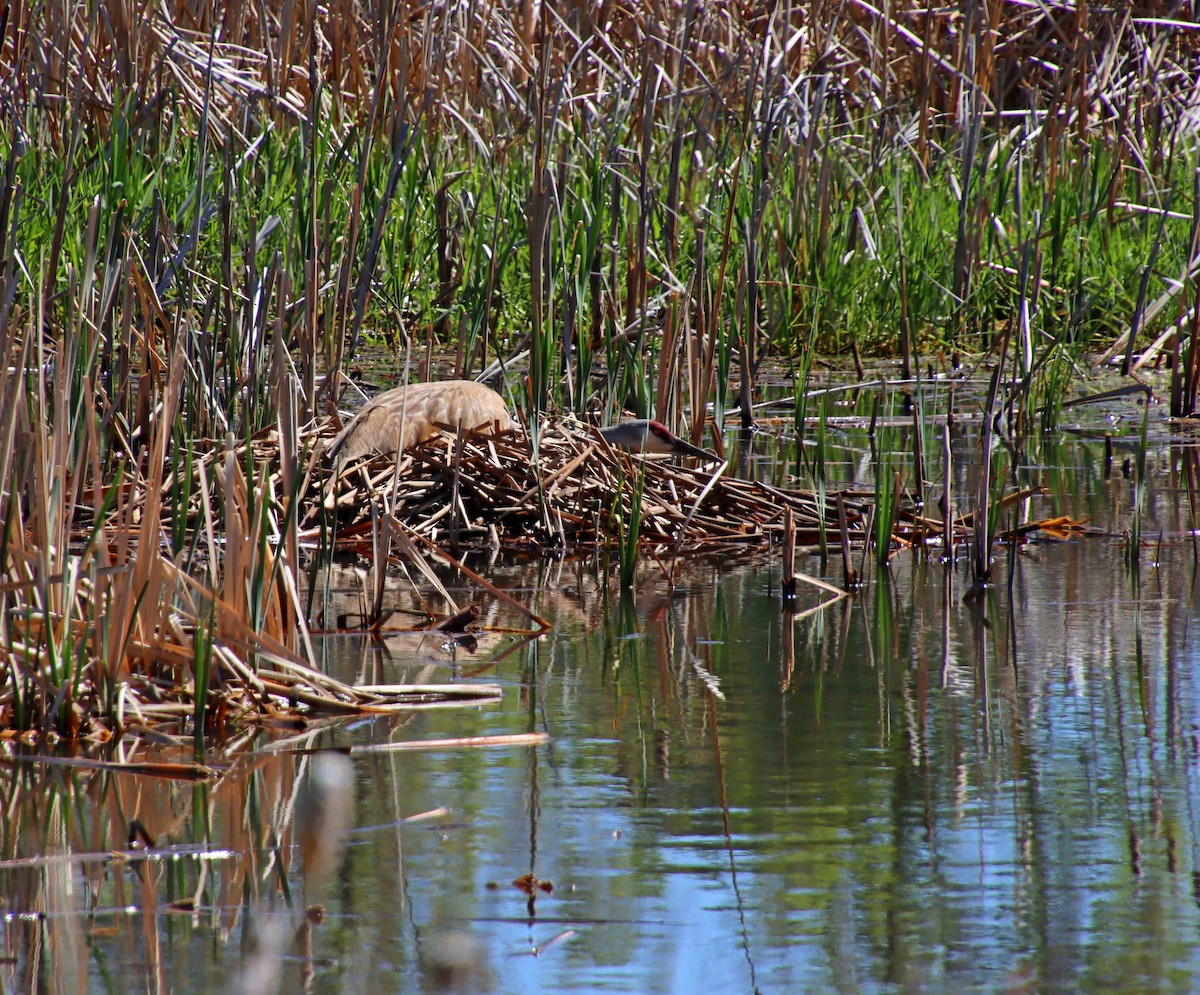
[{"left": 292, "top": 418, "right": 959, "bottom": 556}]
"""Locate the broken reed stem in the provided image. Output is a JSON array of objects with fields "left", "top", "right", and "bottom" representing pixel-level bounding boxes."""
[
  {"left": 369, "top": 503, "right": 388, "bottom": 628},
  {"left": 450, "top": 420, "right": 465, "bottom": 554},
  {"left": 939, "top": 423, "right": 952, "bottom": 564},
  {"left": 911, "top": 394, "right": 925, "bottom": 511},
  {"left": 974, "top": 421, "right": 993, "bottom": 583},
  {"left": 836, "top": 491, "right": 856, "bottom": 590},
  {"left": 782, "top": 504, "right": 796, "bottom": 601}
]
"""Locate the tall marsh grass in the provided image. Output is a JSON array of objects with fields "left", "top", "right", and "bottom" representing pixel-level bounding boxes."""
[{"left": 1, "top": 1, "right": 1198, "bottom": 731}]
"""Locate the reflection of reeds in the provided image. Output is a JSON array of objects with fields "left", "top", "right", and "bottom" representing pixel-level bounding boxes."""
[
  {"left": 873, "top": 464, "right": 900, "bottom": 571},
  {"left": 1126, "top": 405, "right": 1150, "bottom": 572},
  {"left": 868, "top": 415, "right": 902, "bottom": 572},
  {"left": 615, "top": 462, "right": 645, "bottom": 592},
  {"left": 1184, "top": 449, "right": 1200, "bottom": 572}
]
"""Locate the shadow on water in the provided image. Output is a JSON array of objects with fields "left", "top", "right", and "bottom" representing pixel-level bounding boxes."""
[{"left": 4, "top": 413, "right": 1200, "bottom": 993}]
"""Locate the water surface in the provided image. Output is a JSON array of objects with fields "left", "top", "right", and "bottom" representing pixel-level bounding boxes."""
[{"left": 3, "top": 396, "right": 1199, "bottom": 994}]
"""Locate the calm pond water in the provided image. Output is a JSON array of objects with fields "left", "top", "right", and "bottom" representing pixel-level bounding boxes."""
[{"left": 3, "top": 385, "right": 1200, "bottom": 993}]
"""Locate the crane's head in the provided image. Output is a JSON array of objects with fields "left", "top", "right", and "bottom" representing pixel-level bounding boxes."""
[{"left": 597, "top": 419, "right": 720, "bottom": 462}]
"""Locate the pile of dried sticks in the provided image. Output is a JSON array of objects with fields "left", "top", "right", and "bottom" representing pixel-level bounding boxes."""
[{"left": 297, "top": 418, "right": 962, "bottom": 554}]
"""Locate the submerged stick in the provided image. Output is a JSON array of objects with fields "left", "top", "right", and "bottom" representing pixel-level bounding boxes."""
[{"left": 350, "top": 732, "right": 549, "bottom": 754}]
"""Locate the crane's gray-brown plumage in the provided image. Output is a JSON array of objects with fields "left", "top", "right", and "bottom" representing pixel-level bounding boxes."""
[{"left": 327, "top": 380, "right": 514, "bottom": 466}]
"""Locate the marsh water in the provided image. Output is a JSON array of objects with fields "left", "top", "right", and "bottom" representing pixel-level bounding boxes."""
[{"left": 4, "top": 381, "right": 1200, "bottom": 993}]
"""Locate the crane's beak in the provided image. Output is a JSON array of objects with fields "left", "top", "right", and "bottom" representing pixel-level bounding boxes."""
[{"left": 667, "top": 434, "right": 722, "bottom": 463}]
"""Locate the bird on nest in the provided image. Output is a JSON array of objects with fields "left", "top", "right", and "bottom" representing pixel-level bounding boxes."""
[
  {"left": 325, "top": 379, "right": 721, "bottom": 468},
  {"left": 326, "top": 379, "right": 515, "bottom": 468}
]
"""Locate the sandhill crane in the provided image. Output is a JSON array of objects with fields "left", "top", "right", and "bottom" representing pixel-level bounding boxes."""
[
  {"left": 326, "top": 379, "right": 514, "bottom": 467},
  {"left": 325, "top": 378, "right": 719, "bottom": 472},
  {"left": 598, "top": 420, "right": 720, "bottom": 462}
]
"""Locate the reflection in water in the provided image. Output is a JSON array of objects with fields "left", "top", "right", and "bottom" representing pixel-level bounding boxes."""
[{"left": 2, "top": 427, "right": 1200, "bottom": 992}]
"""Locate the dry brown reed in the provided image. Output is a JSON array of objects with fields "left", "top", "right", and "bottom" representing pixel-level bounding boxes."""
[
  {"left": 7, "top": 2, "right": 1197, "bottom": 153},
  {"left": 0, "top": 335, "right": 504, "bottom": 744}
]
